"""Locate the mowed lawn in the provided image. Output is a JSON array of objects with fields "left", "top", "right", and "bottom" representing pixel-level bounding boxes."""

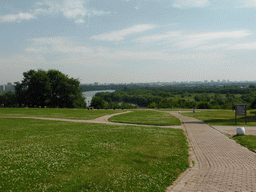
[
  {"left": 0, "top": 118, "right": 189, "bottom": 192},
  {"left": 182, "top": 110, "right": 256, "bottom": 126},
  {"left": 0, "top": 108, "right": 127, "bottom": 120},
  {"left": 108, "top": 110, "right": 181, "bottom": 126}
]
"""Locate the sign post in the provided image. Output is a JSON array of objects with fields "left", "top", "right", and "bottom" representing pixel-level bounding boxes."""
[{"left": 235, "top": 104, "right": 247, "bottom": 125}]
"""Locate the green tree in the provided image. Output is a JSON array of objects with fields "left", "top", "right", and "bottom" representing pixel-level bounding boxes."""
[
  {"left": 0, "top": 91, "right": 18, "bottom": 107},
  {"left": 15, "top": 69, "right": 86, "bottom": 108},
  {"left": 106, "top": 97, "right": 112, "bottom": 109},
  {"left": 91, "top": 96, "right": 106, "bottom": 109},
  {"left": 197, "top": 102, "right": 212, "bottom": 109},
  {"left": 250, "top": 98, "right": 256, "bottom": 109}
]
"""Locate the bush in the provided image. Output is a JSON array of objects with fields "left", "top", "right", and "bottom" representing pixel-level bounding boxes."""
[{"left": 197, "top": 102, "right": 212, "bottom": 109}]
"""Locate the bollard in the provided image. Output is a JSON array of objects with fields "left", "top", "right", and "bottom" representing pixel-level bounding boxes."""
[{"left": 236, "top": 127, "right": 245, "bottom": 135}]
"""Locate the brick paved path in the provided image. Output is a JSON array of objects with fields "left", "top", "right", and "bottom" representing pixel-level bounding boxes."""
[{"left": 167, "top": 112, "right": 256, "bottom": 192}]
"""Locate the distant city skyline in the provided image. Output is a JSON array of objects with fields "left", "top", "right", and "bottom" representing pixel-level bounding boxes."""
[
  {"left": 1, "top": 0, "right": 256, "bottom": 85},
  {"left": 2, "top": 79, "right": 256, "bottom": 87}
]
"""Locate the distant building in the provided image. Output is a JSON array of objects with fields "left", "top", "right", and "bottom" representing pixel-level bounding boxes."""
[{"left": 0, "top": 84, "right": 15, "bottom": 92}]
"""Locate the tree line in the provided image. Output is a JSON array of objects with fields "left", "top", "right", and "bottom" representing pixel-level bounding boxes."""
[
  {"left": 95, "top": 87, "right": 256, "bottom": 109},
  {"left": 0, "top": 69, "right": 86, "bottom": 108},
  {"left": 1, "top": 70, "right": 256, "bottom": 109}
]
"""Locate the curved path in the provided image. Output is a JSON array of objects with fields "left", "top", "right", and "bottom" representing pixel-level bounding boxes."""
[
  {"left": 166, "top": 111, "right": 256, "bottom": 192},
  {"left": 0, "top": 111, "right": 182, "bottom": 129}
]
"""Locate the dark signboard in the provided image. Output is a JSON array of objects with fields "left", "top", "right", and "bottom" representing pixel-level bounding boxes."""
[
  {"left": 236, "top": 105, "right": 246, "bottom": 116},
  {"left": 235, "top": 104, "right": 247, "bottom": 124}
]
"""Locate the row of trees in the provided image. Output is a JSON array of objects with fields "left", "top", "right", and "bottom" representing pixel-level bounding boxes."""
[
  {"left": 1, "top": 69, "right": 86, "bottom": 108},
  {"left": 95, "top": 88, "right": 256, "bottom": 109},
  {"left": 90, "top": 96, "right": 137, "bottom": 109}
]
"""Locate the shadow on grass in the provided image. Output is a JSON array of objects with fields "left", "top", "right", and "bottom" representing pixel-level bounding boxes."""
[
  {"left": 184, "top": 121, "right": 206, "bottom": 125},
  {"left": 204, "top": 116, "right": 256, "bottom": 125}
]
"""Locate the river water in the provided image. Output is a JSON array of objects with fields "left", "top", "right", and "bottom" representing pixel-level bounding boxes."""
[{"left": 82, "top": 90, "right": 115, "bottom": 106}]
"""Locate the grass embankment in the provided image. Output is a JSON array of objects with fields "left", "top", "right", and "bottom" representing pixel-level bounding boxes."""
[
  {"left": 108, "top": 110, "right": 181, "bottom": 126},
  {"left": 233, "top": 135, "right": 256, "bottom": 151},
  {"left": 182, "top": 110, "right": 256, "bottom": 126},
  {"left": 0, "top": 118, "right": 189, "bottom": 191},
  {"left": 0, "top": 108, "right": 127, "bottom": 120}
]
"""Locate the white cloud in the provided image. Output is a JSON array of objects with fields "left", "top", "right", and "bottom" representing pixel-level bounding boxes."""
[
  {"left": 132, "top": 30, "right": 251, "bottom": 50},
  {"left": 0, "top": 0, "right": 109, "bottom": 24},
  {"left": 237, "top": 0, "right": 256, "bottom": 7},
  {"left": 176, "top": 30, "right": 251, "bottom": 48},
  {"left": 25, "top": 37, "right": 93, "bottom": 54},
  {"left": 38, "top": 0, "right": 110, "bottom": 24},
  {"left": 133, "top": 31, "right": 182, "bottom": 43},
  {"left": 91, "top": 24, "right": 157, "bottom": 42},
  {"left": 112, "top": 50, "right": 223, "bottom": 60},
  {"left": 173, "top": 0, "right": 209, "bottom": 8},
  {"left": 229, "top": 42, "right": 256, "bottom": 50},
  {"left": 195, "top": 43, "right": 230, "bottom": 50},
  {"left": 0, "top": 12, "right": 36, "bottom": 23}
]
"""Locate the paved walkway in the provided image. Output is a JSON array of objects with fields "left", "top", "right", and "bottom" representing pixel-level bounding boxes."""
[{"left": 166, "top": 111, "right": 256, "bottom": 192}]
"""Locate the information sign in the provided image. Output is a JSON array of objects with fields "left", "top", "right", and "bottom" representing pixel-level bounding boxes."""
[
  {"left": 236, "top": 105, "right": 246, "bottom": 116},
  {"left": 235, "top": 104, "right": 247, "bottom": 124}
]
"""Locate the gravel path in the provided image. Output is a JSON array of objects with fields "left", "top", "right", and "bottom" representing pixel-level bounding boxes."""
[{"left": 166, "top": 111, "right": 256, "bottom": 192}]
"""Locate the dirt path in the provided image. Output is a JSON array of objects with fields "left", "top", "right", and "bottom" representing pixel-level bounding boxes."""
[
  {"left": 0, "top": 111, "right": 182, "bottom": 129},
  {"left": 166, "top": 111, "right": 256, "bottom": 192}
]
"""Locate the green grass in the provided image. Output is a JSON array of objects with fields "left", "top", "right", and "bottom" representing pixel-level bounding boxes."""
[
  {"left": 159, "top": 108, "right": 193, "bottom": 112},
  {"left": 0, "top": 108, "right": 127, "bottom": 120},
  {"left": 233, "top": 135, "right": 256, "bottom": 151},
  {"left": 108, "top": 110, "right": 181, "bottom": 126},
  {"left": 182, "top": 110, "right": 256, "bottom": 126},
  {"left": 0, "top": 118, "right": 189, "bottom": 192}
]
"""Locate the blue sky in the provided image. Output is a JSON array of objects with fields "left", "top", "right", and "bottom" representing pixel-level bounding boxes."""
[{"left": 1, "top": 0, "right": 256, "bottom": 84}]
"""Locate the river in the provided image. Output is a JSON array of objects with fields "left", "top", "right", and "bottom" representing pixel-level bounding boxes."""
[{"left": 82, "top": 90, "right": 115, "bottom": 106}]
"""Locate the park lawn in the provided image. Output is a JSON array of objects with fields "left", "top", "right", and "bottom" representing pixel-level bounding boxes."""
[
  {"left": 159, "top": 108, "right": 193, "bottom": 112},
  {"left": 0, "top": 108, "right": 127, "bottom": 120},
  {"left": 0, "top": 118, "right": 189, "bottom": 192},
  {"left": 233, "top": 135, "right": 256, "bottom": 151},
  {"left": 182, "top": 110, "right": 256, "bottom": 126},
  {"left": 108, "top": 110, "right": 181, "bottom": 126}
]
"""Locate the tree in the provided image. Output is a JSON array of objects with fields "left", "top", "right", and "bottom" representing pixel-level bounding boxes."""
[
  {"left": 197, "top": 102, "right": 212, "bottom": 109},
  {"left": 250, "top": 98, "right": 256, "bottom": 109},
  {"left": 106, "top": 97, "right": 112, "bottom": 109},
  {"left": 91, "top": 96, "right": 106, "bottom": 109},
  {"left": 15, "top": 69, "right": 86, "bottom": 108},
  {"left": 0, "top": 91, "right": 18, "bottom": 107}
]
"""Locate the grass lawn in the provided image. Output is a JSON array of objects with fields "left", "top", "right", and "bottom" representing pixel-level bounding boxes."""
[
  {"left": 0, "top": 108, "right": 127, "bottom": 120},
  {"left": 182, "top": 110, "right": 256, "bottom": 126},
  {"left": 159, "top": 108, "right": 193, "bottom": 112},
  {"left": 108, "top": 110, "right": 181, "bottom": 126},
  {"left": 0, "top": 118, "right": 189, "bottom": 192},
  {"left": 233, "top": 135, "right": 256, "bottom": 151}
]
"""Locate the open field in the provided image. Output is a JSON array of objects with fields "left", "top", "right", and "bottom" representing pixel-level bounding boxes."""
[
  {"left": 108, "top": 110, "right": 181, "bottom": 126},
  {"left": 182, "top": 110, "right": 256, "bottom": 126},
  {"left": 0, "top": 108, "right": 127, "bottom": 120},
  {"left": 233, "top": 135, "right": 256, "bottom": 151},
  {"left": 0, "top": 118, "right": 189, "bottom": 191},
  {"left": 159, "top": 108, "right": 193, "bottom": 112}
]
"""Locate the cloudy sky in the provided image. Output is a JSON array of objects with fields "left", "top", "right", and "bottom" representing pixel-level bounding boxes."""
[{"left": 1, "top": 0, "right": 256, "bottom": 84}]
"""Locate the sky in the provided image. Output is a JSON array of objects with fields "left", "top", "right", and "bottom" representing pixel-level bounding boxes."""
[{"left": 1, "top": 0, "right": 256, "bottom": 84}]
